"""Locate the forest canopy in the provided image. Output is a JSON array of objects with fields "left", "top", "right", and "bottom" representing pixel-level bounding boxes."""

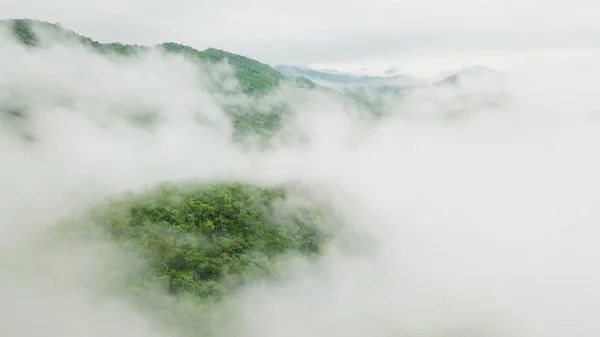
[{"left": 55, "top": 182, "right": 332, "bottom": 301}]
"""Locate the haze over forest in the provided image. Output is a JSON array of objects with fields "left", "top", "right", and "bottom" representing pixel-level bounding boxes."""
[{"left": 2, "top": 14, "right": 600, "bottom": 337}]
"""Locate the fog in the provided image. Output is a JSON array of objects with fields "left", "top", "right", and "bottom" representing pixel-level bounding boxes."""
[{"left": 2, "top": 23, "right": 600, "bottom": 337}]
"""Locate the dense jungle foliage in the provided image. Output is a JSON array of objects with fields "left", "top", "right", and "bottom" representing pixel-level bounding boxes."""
[{"left": 55, "top": 182, "right": 332, "bottom": 319}]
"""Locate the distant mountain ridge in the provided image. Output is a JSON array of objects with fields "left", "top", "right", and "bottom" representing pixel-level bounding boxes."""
[
  {"left": 274, "top": 64, "right": 503, "bottom": 90},
  {"left": 273, "top": 65, "right": 420, "bottom": 88},
  {"left": 434, "top": 66, "right": 503, "bottom": 87}
]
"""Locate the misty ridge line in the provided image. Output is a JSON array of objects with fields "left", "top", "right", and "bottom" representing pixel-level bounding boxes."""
[{"left": 2, "top": 16, "right": 600, "bottom": 337}]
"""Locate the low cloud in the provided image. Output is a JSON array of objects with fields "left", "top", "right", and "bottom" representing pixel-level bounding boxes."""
[{"left": 2, "top": 22, "right": 600, "bottom": 337}]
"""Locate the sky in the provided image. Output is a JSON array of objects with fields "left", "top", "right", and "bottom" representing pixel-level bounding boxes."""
[{"left": 2, "top": 0, "right": 600, "bottom": 76}]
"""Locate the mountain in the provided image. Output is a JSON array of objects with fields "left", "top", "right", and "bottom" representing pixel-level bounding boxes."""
[
  {"left": 3, "top": 18, "right": 337, "bottom": 337},
  {"left": 434, "top": 66, "right": 504, "bottom": 87},
  {"left": 384, "top": 68, "right": 401, "bottom": 76},
  {"left": 3, "top": 18, "right": 296, "bottom": 95},
  {"left": 273, "top": 65, "right": 419, "bottom": 88},
  {"left": 3, "top": 18, "right": 508, "bottom": 132},
  {"left": 2, "top": 18, "right": 330, "bottom": 143},
  {"left": 273, "top": 63, "right": 509, "bottom": 120}
]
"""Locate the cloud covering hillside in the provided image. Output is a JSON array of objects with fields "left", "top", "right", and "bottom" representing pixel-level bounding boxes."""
[{"left": 2, "top": 18, "right": 600, "bottom": 337}]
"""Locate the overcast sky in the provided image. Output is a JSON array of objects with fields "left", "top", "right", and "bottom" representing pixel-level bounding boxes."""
[{"left": 2, "top": 0, "right": 600, "bottom": 76}]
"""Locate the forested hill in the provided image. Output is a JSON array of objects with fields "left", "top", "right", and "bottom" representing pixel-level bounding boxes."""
[
  {"left": 2, "top": 18, "right": 343, "bottom": 337},
  {"left": 2, "top": 18, "right": 335, "bottom": 143},
  {"left": 3, "top": 18, "right": 315, "bottom": 95}
]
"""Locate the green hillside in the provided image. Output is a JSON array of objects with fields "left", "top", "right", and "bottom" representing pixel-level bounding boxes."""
[
  {"left": 56, "top": 182, "right": 331, "bottom": 298},
  {"left": 2, "top": 19, "right": 332, "bottom": 143},
  {"left": 160, "top": 43, "right": 285, "bottom": 95},
  {"left": 3, "top": 18, "right": 343, "bottom": 337},
  {"left": 4, "top": 19, "right": 395, "bottom": 144},
  {"left": 5, "top": 19, "right": 285, "bottom": 95},
  {"left": 52, "top": 181, "right": 334, "bottom": 336}
]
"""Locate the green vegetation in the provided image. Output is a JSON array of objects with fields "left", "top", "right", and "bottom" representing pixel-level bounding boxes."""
[
  {"left": 57, "top": 182, "right": 330, "bottom": 301},
  {"left": 5, "top": 18, "right": 145, "bottom": 55},
  {"left": 52, "top": 180, "right": 334, "bottom": 337},
  {"left": 225, "top": 102, "right": 290, "bottom": 144},
  {"left": 160, "top": 43, "right": 284, "bottom": 95},
  {"left": 4, "top": 19, "right": 283, "bottom": 94},
  {"left": 343, "top": 86, "right": 413, "bottom": 118},
  {"left": 2, "top": 18, "right": 324, "bottom": 142},
  {"left": 52, "top": 182, "right": 333, "bottom": 336},
  {"left": 10, "top": 18, "right": 38, "bottom": 46},
  {"left": 3, "top": 18, "right": 399, "bottom": 144}
]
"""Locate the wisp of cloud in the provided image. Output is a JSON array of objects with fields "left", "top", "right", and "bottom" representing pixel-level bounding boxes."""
[{"left": 2, "top": 22, "right": 600, "bottom": 337}]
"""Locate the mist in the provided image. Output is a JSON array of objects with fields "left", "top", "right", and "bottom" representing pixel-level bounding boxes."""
[{"left": 2, "top": 22, "right": 600, "bottom": 337}]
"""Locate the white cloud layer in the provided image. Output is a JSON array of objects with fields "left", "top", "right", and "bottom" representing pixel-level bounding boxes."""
[{"left": 2, "top": 12, "right": 600, "bottom": 337}]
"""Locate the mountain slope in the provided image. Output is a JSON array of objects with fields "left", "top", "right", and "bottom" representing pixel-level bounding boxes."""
[
  {"left": 2, "top": 19, "right": 331, "bottom": 144},
  {"left": 2, "top": 18, "right": 506, "bottom": 140},
  {"left": 4, "top": 19, "right": 288, "bottom": 95},
  {"left": 160, "top": 43, "right": 285, "bottom": 95}
]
